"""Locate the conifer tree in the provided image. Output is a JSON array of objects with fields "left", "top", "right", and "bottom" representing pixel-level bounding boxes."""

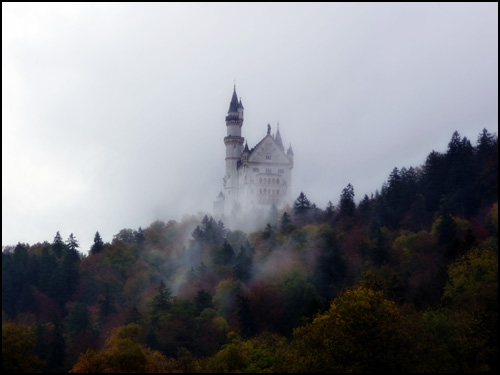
[
  {"left": 294, "top": 192, "right": 311, "bottom": 216},
  {"left": 52, "top": 231, "right": 66, "bottom": 258},
  {"left": 90, "top": 231, "right": 104, "bottom": 255},
  {"left": 339, "top": 183, "right": 356, "bottom": 217}
]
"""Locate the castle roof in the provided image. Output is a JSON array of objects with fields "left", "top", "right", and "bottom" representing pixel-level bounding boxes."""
[{"left": 228, "top": 87, "right": 239, "bottom": 113}]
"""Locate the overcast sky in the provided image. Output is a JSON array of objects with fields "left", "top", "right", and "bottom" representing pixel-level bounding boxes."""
[{"left": 3, "top": 2, "right": 498, "bottom": 252}]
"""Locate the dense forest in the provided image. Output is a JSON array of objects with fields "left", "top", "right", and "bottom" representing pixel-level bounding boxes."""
[{"left": 2, "top": 129, "right": 498, "bottom": 373}]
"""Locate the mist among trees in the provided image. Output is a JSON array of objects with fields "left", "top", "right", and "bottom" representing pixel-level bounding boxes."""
[{"left": 2, "top": 129, "right": 498, "bottom": 372}]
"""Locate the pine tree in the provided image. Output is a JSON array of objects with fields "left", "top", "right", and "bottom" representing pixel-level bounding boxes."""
[
  {"left": 135, "top": 227, "right": 146, "bottom": 249},
  {"left": 294, "top": 192, "right": 311, "bottom": 216},
  {"left": 149, "top": 280, "right": 172, "bottom": 324},
  {"left": 234, "top": 246, "right": 253, "bottom": 283},
  {"left": 52, "top": 231, "right": 66, "bottom": 258},
  {"left": 339, "top": 183, "right": 356, "bottom": 217},
  {"left": 66, "top": 233, "right": 80, "bottom": 253},
  {"left": 280, "top": 212, "right": 294, "bottom": 234},
  {"left": 90, "top": 231, "right": 104, "bottom": 255},
  {"left": 194, "top": 290, "right": 213, "bottom": 315}
]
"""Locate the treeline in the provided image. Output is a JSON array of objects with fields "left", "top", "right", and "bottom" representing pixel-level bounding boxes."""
[{"left": 2, "top": 129, "right": 498, "bottom": 373}]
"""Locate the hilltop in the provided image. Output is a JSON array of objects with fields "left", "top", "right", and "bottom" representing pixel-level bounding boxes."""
[{"left": 2, "top": 129, "right": 498, "bottom": 373}]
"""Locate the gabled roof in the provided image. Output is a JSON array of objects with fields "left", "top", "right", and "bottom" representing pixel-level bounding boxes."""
[{"left": 245, "top": 130, "right": 291, "bottom": 165}]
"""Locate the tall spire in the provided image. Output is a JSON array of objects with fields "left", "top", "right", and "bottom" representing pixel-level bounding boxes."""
[{"left": 228, "top": 86, "right": 239, "bottom": 113}]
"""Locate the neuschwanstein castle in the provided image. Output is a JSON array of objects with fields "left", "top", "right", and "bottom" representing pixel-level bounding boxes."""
[{"left": 214, "top": 87, "right": 294, "bottom": 219}]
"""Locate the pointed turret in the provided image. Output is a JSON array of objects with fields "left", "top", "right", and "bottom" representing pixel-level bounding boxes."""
[
  {"left": 275, "top": 122, "right": 284, "bottom": 151},
  {"left": 287, "top": 143, "right": 294, "bottom": 156},
  {"left": 227, "top": 86, "right": 239, "bottom": 114}
]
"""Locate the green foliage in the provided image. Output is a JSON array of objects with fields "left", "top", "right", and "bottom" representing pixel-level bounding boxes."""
[
  {"left": 202, "top": 332, "right": 288, "bottom": 373},
  {"left": 66, "top": 302, "right": 91, "bottom": 337},
  {"left": 1, "top": 130, "right": 497, "bottom": 373},
  {"left": 148, "top": 280, "right": 172, "bottom": 324}
]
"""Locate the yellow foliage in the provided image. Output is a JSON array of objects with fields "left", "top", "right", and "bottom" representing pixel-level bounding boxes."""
[
  {"left": 289, "top": 287, "right": 417, "bottom": 373},
  {"left": 2, "top": 322, "right": 45, "bottom": 373},
  {"left": 70, "top": 324, "right": 177, "bottom": 373}
]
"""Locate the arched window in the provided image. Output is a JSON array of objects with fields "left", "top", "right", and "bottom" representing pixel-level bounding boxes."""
[{"left": 272, "top": 178, "right": 276, "bottom": 184}]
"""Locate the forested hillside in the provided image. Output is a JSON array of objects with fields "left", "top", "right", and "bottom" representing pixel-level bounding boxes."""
[{"left": 2, "top": 129, "right": 498, "bottom": 373}]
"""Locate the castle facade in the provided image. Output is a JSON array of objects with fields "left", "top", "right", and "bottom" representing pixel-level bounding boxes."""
[{"left": 214, "top": 87, "right": 294, "bottom": 219}]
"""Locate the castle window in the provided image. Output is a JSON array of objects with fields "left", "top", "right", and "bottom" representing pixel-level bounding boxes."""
[
  {"left": 278, "top": 169, "right": 284, "bottom": 174},
  {"left": 266, "top": 168, "right": 271, "bottom": 174},
  {"left": 277, "top": 178, "right": 280, "bottom": 184},
  {"left": 266, "top": 154, "right": 271, "bottom": 160},
  {"left": 272, "top": 178, "right": 276, "bottom": 184}
]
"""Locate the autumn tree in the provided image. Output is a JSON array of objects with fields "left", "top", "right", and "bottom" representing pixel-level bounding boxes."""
[
  {"left": 2, "top": 322, "right": 45, "bottom": 373},
  {"left": 441, "top": 248, "right": 498, "bottom": 372},
  {"left": 202, "top": 332, "right": 288, "bottom": 373},
  {"left": 70, "top": 324, "right": 175, "bottom": 373},
  {"left": 288, "top": 287, "right": 421, "bottom": 372}
]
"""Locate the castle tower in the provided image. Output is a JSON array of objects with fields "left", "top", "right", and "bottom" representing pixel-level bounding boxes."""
[{"left": 223, "top": 86, "right": 245, "bottom": 216}]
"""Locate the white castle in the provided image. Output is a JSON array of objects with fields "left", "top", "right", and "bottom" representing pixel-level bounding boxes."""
[{"left": 214, "top": 86, "right": 294, "bottom": 219}]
